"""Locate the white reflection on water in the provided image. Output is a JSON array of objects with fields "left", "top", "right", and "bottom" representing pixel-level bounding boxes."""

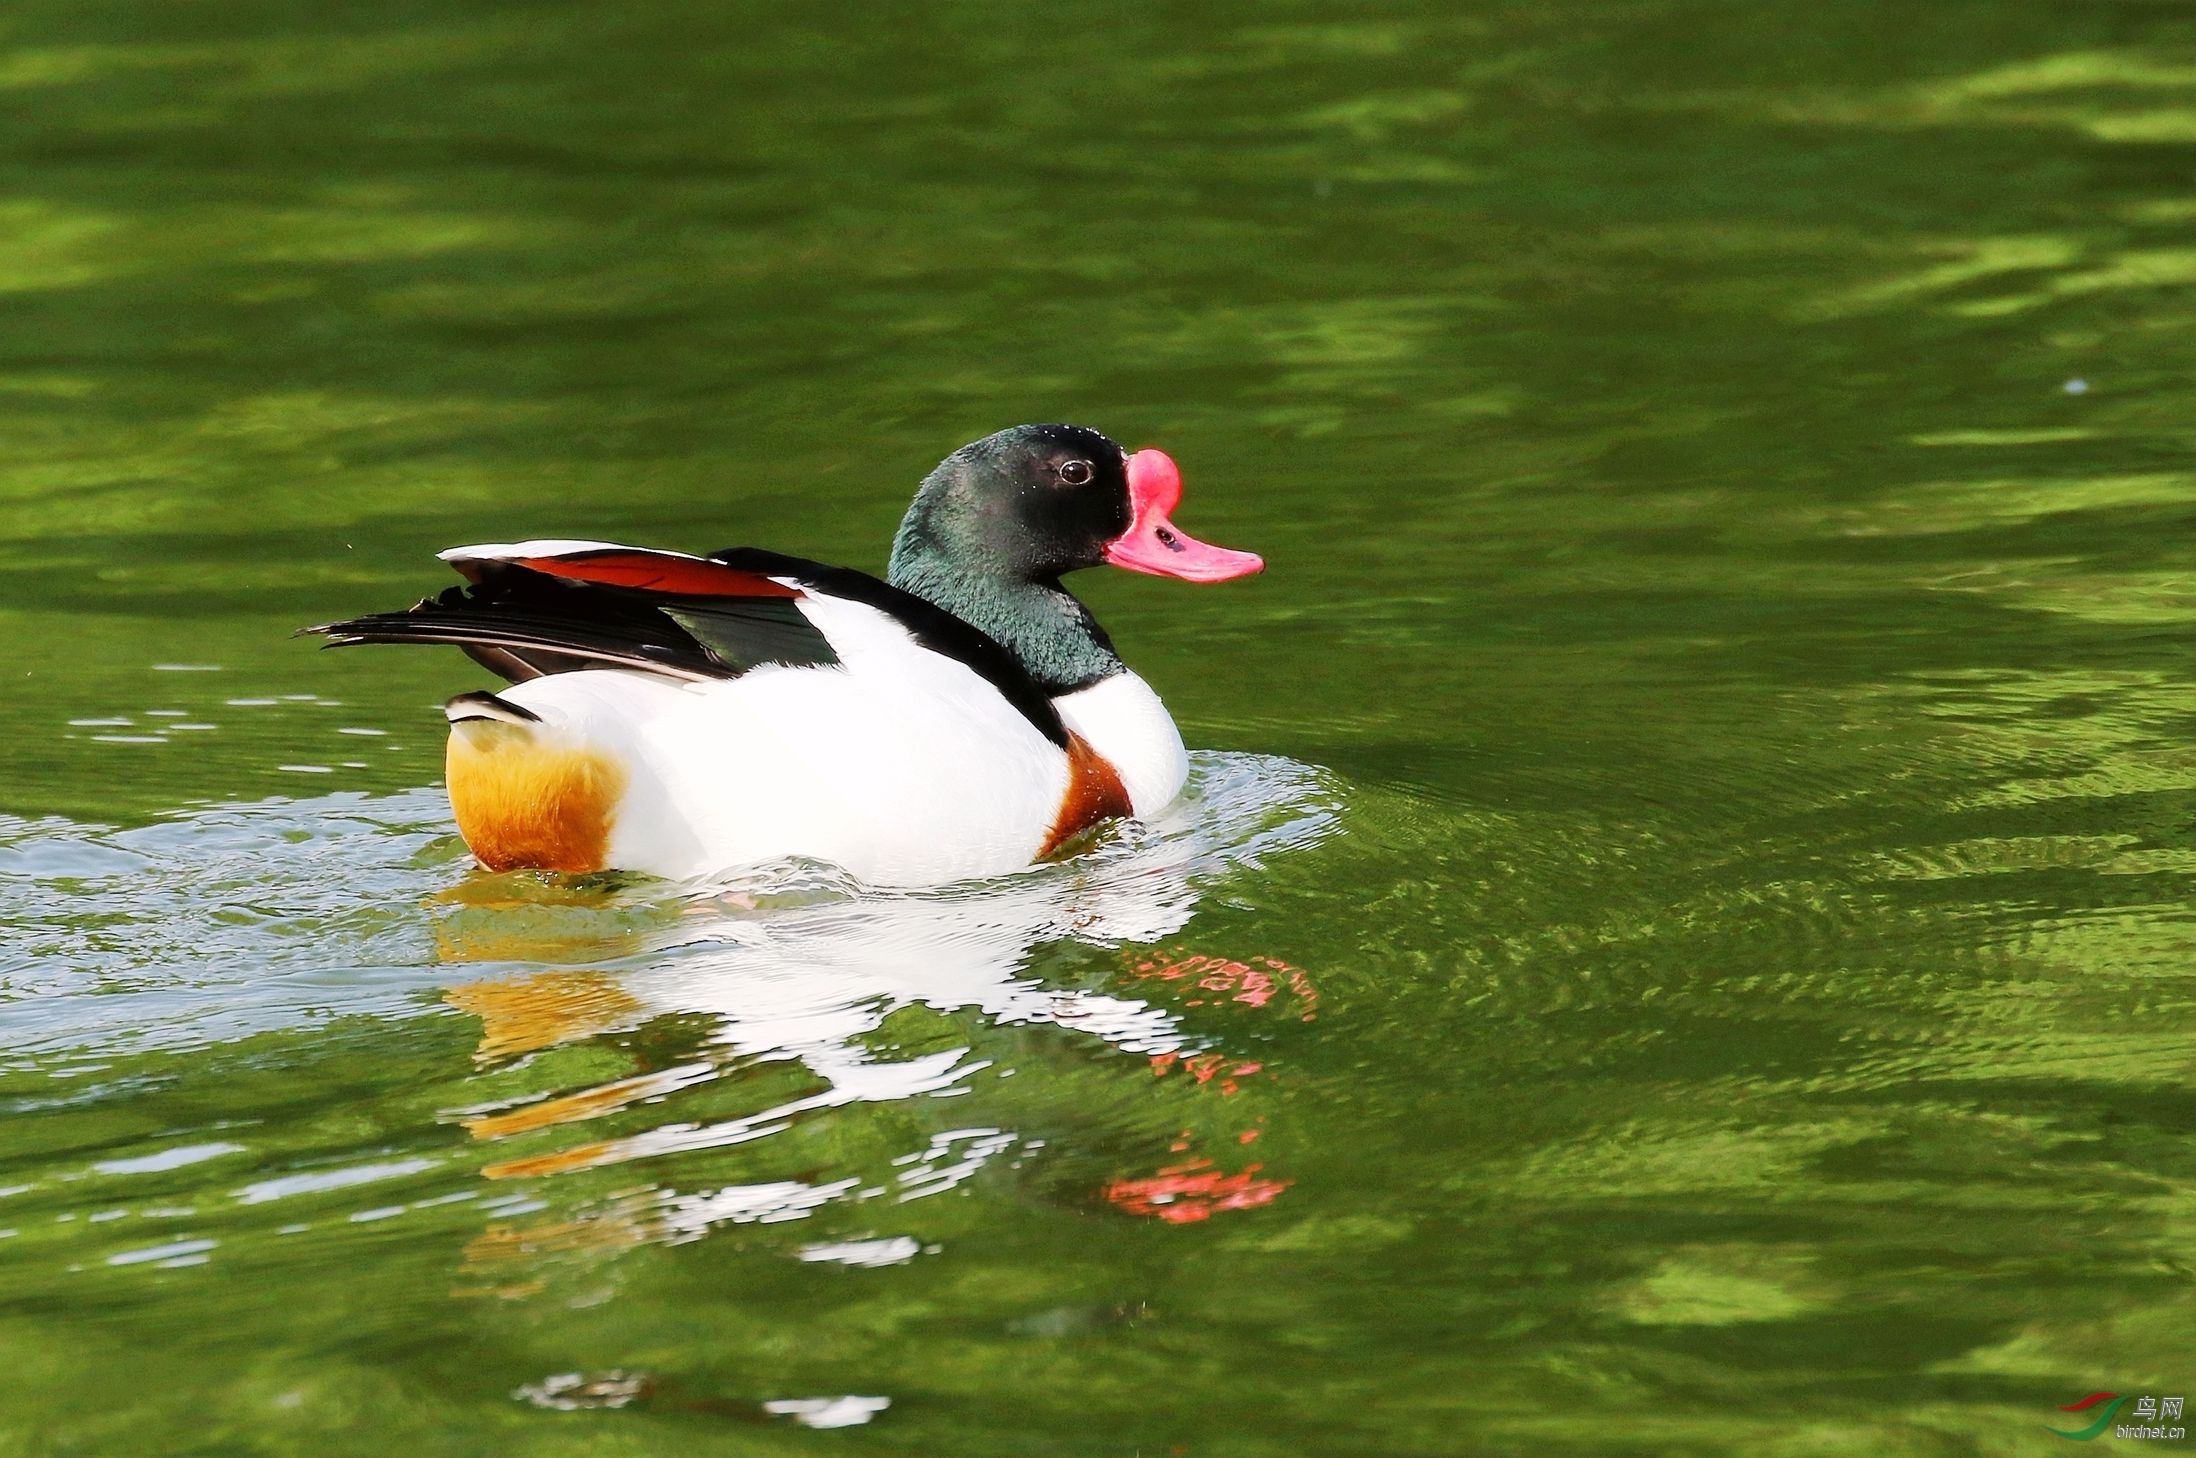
[
  {"left": 1, "top": 751, "right": 1336, "bottom": 1260},
  {"left": 0, "top": 752, "right": 1332, "bottom": 1069},
  {"left": 763, "top": 1395, "right": 891, "bottom": 1429},
  {"left": 444, "top": 754, "right": 1333, "bottom": 1167}
]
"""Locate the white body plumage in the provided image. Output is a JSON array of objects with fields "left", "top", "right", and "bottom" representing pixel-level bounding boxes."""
[{"left": 473, "top": 590, "right": 1187, "bottom": 887}]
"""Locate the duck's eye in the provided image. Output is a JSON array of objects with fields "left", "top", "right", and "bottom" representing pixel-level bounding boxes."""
[{"left": 1057, "top": 459, "right": 1093, "bottom": 486}]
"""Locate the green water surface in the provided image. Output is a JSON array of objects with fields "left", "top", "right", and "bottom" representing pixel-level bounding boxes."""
[{"left": 2, "top": 1, "right": 2193, "bottom": 1454}]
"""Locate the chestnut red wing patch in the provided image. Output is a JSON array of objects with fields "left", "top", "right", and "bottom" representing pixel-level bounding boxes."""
[{"left": 513, "top": 550, "right": 803, "bottom": 598}]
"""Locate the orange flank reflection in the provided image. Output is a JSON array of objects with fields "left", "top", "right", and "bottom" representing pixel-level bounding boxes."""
[
  {"left": 1127, "top": 948, "right": 1317, "bottom": 1020},
  {"left": 480, "top": 1139, "right": 623, "bottom": 1181},
  {"left": 453, "top": 1210, "right": 653, "bottom": 1297},
  {"left": 464, "top": 1062, "right": 715, "bottom": 1140},
  {"left": 464, "top": 1214, "right": 643, "bottom": 1265},
  {"left": 445, "top": 970, "right": 644, "bottom": 1060},
  {"left": 1104, "top": 1158, "right": 1291, "bottom": 1224}
]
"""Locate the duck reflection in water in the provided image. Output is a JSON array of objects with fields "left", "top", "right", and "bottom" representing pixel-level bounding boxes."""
[{"left": 432, "top": 752, "right": 1334, "bottom": 1270}]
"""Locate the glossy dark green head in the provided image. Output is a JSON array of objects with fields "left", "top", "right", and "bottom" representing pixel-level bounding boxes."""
[
  {"left": 889, "top": 423, "right": 1134, "bottom": 586},
  {"left": 886, "top": 424, "right": 1129, "bottom": 692},
  {"left": 887, "top": 423, "right": 1262, "bottom": 693}
]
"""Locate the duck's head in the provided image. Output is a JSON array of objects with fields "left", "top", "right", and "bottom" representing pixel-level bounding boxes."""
[{"left": 889, "top": 423, "right": 1263, "bottom": 589}]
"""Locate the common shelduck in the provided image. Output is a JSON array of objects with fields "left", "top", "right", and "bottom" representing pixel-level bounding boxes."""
[{"left": 304, "top": 424, "right": 1263, "bottom": 886}]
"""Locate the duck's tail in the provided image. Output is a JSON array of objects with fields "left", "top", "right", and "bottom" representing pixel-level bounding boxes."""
[{"left": 441, "top": 689, "right": 628, "bottom": 874}]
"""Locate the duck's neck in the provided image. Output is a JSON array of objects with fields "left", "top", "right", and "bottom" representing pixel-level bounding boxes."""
[{"left": 887, "top": 529, "right": 1122, "bottom": 695}]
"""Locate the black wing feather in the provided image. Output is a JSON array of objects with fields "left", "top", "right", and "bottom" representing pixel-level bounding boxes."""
[
  {"left": 304, "top": 571, "right": 732, "bottom": 681},
  {"left": 658, "top": 597, "right": 839, "bottom": 675},
  {"left": 302, "top": 549, "right": 1071, "bottom": 749}
]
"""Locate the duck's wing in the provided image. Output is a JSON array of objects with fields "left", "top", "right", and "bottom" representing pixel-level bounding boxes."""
[
  {"left": 300, "top": 539, "right": 1069, "bottom": 746},
  {"left": 702, "top": 545, "right": 1068, "bottom": 743}
]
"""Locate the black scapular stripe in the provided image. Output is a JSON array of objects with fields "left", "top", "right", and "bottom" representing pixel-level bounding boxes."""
[
  {"left": 710, "top": 547, "right": 1068, "bottom": 747},
  {"left": 301, "top": 551, "right": 1072, "bottom": 748}
]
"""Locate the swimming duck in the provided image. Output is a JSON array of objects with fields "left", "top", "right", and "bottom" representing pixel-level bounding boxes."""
[{"left": 305, "top": 424, "right": 1263, "bottom": 886}]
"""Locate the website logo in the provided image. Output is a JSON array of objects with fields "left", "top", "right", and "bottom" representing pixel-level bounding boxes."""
[{"left": 2049, "top": 1392, "right": 2187, "bottom": 1442}]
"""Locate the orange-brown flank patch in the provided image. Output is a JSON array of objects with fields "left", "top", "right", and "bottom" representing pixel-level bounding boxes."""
[
  {"left": 1039, "top": 731, "right": 1133, "bottom": 858},
  {"left": 445, "top": 721, "right": 627, "bottom": 873}
]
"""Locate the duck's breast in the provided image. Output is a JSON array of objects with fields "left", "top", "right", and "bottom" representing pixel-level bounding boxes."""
[{"left": 1052, "top": 671, "right": 1188, "bottom": 816}]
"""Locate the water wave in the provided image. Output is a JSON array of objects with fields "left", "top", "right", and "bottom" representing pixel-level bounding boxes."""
[{"left": 0, "top": 751, "right": 1340, "bottom": 1067}]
